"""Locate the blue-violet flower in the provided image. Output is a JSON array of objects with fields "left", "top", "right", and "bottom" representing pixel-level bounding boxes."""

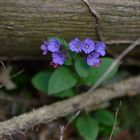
[
  {"left": 48, "top": 38, "right": 60, "bottom": 52},
  {"left": 95, "top": 41, "right": 106, "bottom": 56},
  {"left": 86, "top": 52, "right": 100, "bottom": 66},
  {"left": 40, "top": 41, "right": 48, "bottom": 55},
  {"left": 52, "top": 52, "right": 65, "bottom": 65},
  {"left": 82, "top": 38, "right": 95, "bottom": 54},
  {"left": 69, "top": 38, "right": 82, "bottom": 53}
]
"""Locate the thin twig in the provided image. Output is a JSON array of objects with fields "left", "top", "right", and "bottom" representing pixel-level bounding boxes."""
[
  {"left": 82, "top": 0, "right": 100, "bottom": 18},
  {"left": 109, "top": 101, "right": 122, "bottom": 140},
  {"left": 0, "top": 60, "right": 7, "bottom": 69},
  {"left": 65, "top": 110, "right": 81, "bottom": 129},
  {"left": 86, "top": 38, "right": 140, "bottom": 94},
  {"left": 82, "top": 0, "right": 101, "bottom": 40},
  {"left": 59, "top": 125, "right": 65, "bottom": 140},
  {"left": 59, "top": 110, "right": 81, "bottom": 140},
  {"left": 0, "top": 61, "right": 8, "bottom": 88}
]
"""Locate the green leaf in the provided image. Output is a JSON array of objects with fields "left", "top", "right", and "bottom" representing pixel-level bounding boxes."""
[
  {"left": 94, "top": 109, "right": 114, "bottom": 126},
  {"left": 75, "top": 113, "right": 99, "bottom": 140},
  {"left": 31, "top": 71, "right": 51, "bottom": 93},
  {"left": 74, "top": 57, "right": 89, "bottom": 78},
  {"left": 100, "top": 126, "right": 113, "bottom": 136},
  {"left": 52, "top": 88, "right": 75, "bottom": 98},
  {"left": 82, "top": 57, "right": 119, "bottom": 85},
  {"left": 64, "top": 52, "right": 73, "bottom": 66},
  {"left": 48, "top": 67, "right": 77, "bottom": 94}
]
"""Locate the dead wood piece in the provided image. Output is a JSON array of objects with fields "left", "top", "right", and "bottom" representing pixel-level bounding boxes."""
[
  {"left": 0, "top": 75, "right": 139, "bottom": 137},
  {"left": 0, "top": 0, "right": 140, "bottom": 57}
]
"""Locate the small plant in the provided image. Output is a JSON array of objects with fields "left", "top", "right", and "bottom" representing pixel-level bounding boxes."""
[
  {"left": 32, "top": 37, "right": 119, "bottom": 140},
  {"left": 40, "top": 37, "right": 106, "bottom": 67}
]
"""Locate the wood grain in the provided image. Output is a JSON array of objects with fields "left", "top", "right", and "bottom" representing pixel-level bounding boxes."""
[{"left": 0, "top": 0, "right": 140, "bottom": 58}]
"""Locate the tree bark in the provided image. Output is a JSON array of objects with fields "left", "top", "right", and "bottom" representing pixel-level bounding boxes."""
[{"left": 0, "top": 0, "right": 140, "bottom": 58}]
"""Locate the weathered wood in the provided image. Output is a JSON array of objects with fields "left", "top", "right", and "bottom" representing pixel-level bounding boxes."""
[
  {"left": 0, "top": 0, "right": 140, "bottom": 58},
  {"left": 0, "top": 75, "right": 140, "bottom": 137}
]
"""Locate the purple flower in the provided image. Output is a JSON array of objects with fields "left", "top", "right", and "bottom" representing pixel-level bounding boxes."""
[
  {"left": 86, "top": 52, "right": 100, "bottom": 66},
  {"left": 40, "top": 41, "right": 48, "bottom": 55},
  {"left": 52, "top": 52, "right": 66, "bottom": 65},
  {"left": 48, "top": 38, "right": 60, "bottom": 52},
  {"left": 82, "top": 38, "right": 95, "bottom": 54},
  {"left": 69, "top": 38, "right": 82, "bottom": 53},
  {"left": 95, "top": 41, "right": 106, "bottom": 56}
]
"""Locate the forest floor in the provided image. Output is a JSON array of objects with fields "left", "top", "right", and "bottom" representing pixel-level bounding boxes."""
[{"left": 0, "top": 59, "right": 140, "bottom": 140}]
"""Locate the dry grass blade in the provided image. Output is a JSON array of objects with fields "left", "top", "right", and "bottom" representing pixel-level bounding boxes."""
[
  {"left": 10, "top": 69, "right": 25, "bottom": 79},
  {"left": 109, "top": 101, "right": 122, "bottom": 140}
]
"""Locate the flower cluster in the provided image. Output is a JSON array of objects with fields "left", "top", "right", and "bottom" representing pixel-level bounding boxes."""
[
  {"left": 41, "top": 38, "right": 66, "bottom": 68},
  {"left": 41, "top": 38, "right": 106, "bottom": 68},
  {"left": 69, "top": 38, "right": 106, "bottom": 66}
]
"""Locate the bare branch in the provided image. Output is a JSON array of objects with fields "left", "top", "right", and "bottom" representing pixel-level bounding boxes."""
[{"left": 0, "top": 75, "right": 139, "bottom": 138}]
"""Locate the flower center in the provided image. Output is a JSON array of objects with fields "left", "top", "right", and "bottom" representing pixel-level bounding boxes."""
[
  {"left": 85, "top": 45, "right": 89, "bottom": 49},
  {"left": 75, "top": 45, "right": 79, "bottom": 48}
]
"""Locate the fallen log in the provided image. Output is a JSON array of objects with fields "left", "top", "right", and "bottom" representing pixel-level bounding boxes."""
[
  {"left": 0, "top": 75, "right": 139, "bottom": 138},
  {"left": 0, "top": 0, "right": 140, "bottom": 58}
]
